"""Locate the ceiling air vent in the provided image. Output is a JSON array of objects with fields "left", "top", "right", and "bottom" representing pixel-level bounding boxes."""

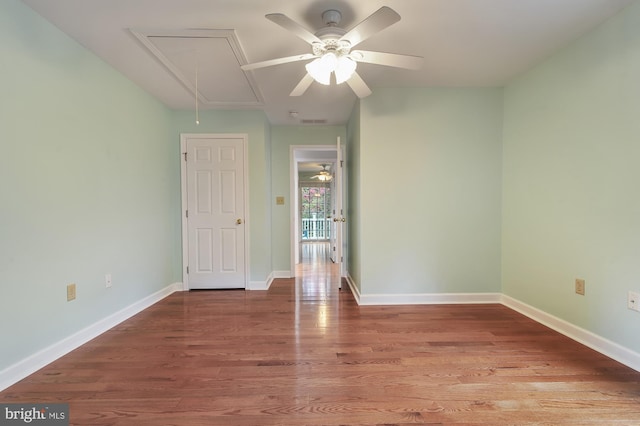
[{"left": 301, "top": 119, "right": 328, "bottom": 124}]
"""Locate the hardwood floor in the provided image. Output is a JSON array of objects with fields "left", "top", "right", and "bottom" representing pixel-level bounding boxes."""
[{"left": 2, "top": 244, "right": 640, "bottom": 425}]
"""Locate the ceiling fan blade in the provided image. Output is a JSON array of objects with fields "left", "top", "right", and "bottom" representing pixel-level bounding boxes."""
[
  {"left": 290, "top": 73, "right": 315, "bottom": 96},
  {"left": 241, "top": 53, "right": 316, "bottom": 71},
  {"left": 339, "top": 6, "right": 401, "bottom": 48},
  {"left": 351, "top": 50, "right": 423, "bottom": 70},
  {"left": 346, "top": 72, "right": 372, "bottom": 98},
  {"left": 266, "top": 13, "right": 322, "bottom": 45}
]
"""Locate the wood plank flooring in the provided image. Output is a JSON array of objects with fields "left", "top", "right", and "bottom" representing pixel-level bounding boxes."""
[{"left": 2, "top": 243, "right": 640, "bottom": 425}]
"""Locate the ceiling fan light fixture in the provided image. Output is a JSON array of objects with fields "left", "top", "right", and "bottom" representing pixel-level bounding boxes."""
[
  {"left": 305, "top": 63, "right": 330, "bottom": 85},
  {"left": 335, "top": 56, "right": 357, "bottom": 84},
  {"left": 245, "top": 7, "right": 421, "bottom": 98},
  {"left": 315, "top": 170, "right": 332, "bottom": 181},
  {"left": 305, "top": 54, "right": 334, "bottom": 85},
  {"left": 311, "top": 164, "right": 333, "bottom": 182},
  {"left": 307, "top": 52, "right": 356, "bottom": 86}
]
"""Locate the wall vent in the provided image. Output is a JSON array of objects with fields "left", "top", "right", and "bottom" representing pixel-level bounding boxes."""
[{"left": 301, "top": 119, "right": 328, "bottom": 124}]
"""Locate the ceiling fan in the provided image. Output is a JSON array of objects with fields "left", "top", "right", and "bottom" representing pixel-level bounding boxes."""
[
  {"left": 311, "top": 164, "right": 333, "bottom": 182},
  {"left": 241, "top": 6, "right": 423, "bottom": 98}
]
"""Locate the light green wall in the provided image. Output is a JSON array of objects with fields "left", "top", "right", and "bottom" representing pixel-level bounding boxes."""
[
  {"left": 171, "top": 110, "right": 272, "bottom": 282},
  {"left": 270, "top": 125, "right": 347, "bottom": 273},
  {"left": 357, "top": 88, "right": 504, "bottom": 295},
  {"left": 5, "top": 0, "right": 640, "bottom": 377},
  {"left": 346, "top": 102, "right": 362, "bottom": 292},
  {"left": 0, "top": 0, "right": 177, "bottom": 370},
  {"left": 502, "top": 1, "right": 640, "bottom": 353}
]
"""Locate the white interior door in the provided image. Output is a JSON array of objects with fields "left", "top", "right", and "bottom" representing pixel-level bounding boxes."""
[
  {"left": 181, "top": 134, "right": 247, "bottom": 289},
  {"left": 333, "top": 136, "right": 346, "bottom": 279},
  {"left": 329, "top": 175, "right": 338, "bottom": 263}
]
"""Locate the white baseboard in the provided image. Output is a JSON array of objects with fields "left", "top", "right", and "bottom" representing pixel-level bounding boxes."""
[
  {"left": 0, "top": 282, "right": 183, "bottom": 392},
  {"left": 343, "top": 277, "right": 501, "bottom": 306},
  {"left": 343, "top": 275, "right": 501, "bottom": 306},
  {"left": 272, "top": 270, "right": 292, "bottom": 279},
  {"left": 502, "top": 295, "right": 640, "bottom": 373},
  {"left": 358, "top": 292, "right": 502, "bottom": 305},
  {"left": 247, "top": 275, "right": 272, "bottom": 290},
  {"left": 345, "top": 274, "right": 361, "bottom": 304},
  {"left": 247, "top": 282, "right": 268, "bottom": 290},
  {"left": 247, "top": 271, "right": 292, "bottom": 290}
]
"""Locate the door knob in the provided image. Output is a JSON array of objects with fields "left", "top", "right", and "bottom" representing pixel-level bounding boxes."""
[{"left": 236, "top": 218, "right": 243, "bottom": 225}]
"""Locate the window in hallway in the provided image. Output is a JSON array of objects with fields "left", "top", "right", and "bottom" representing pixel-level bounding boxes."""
[{"left": 300, "top": 185, "right": 332, "bottom": 241}]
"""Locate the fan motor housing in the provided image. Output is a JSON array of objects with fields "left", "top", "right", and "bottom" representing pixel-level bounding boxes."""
[
  {"left": 315, "top": 9, "right": 347, "bottom": 43},
  {"left": 312, "top": 38, "right": 350, "bottom": 56},
  {"left": 315, "top": 26, "right": 347, "bottom": 41}
]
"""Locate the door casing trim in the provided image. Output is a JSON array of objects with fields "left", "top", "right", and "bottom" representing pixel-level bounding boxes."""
[{"left": 289, "top": 145, "right": 339, "bottom": 276}]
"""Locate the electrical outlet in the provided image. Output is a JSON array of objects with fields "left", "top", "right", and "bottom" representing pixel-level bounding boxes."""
[
  {"left": 575, "top": 278, "right": 585, "bottom": 295},
  {"left": 105, "top": 273, "right": 112, "bottom": 288},
  {"left": 628, "top": 291, "right": 640, "bottom": 312},
  {"left": 67, "top": 283, "right": 76, "bottom": 301}
]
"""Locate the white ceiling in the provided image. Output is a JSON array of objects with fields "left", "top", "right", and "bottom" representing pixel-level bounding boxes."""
[
  {"left": 294, "top": 147, "right": 338, "bottom": 173},
  {"left": 21, "top": 0, "right": 634, "bottom": 125}
]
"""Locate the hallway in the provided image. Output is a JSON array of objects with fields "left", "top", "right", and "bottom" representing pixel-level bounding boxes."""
[{"left": 296, "top": 241, "right": 342, "bottom": 297}]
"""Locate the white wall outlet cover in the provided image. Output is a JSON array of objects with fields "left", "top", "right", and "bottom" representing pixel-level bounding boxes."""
[{"left": 628, "top": 291, "right": 640, "bottom": 311}]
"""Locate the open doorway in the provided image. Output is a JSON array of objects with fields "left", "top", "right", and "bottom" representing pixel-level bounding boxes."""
[
  {"left": 299, "top": 168, "right": 332, "bottom": 242},
  {"left": 290, "top": 145, "right": 341, "bottom": 281},
  {"left": 297, "top": 164, "right": 335, "bottom": 281}
]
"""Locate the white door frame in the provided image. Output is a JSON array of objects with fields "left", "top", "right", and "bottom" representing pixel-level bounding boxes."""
[
  {"left": 180, "top": 133, "right": 250, "bottom": 290},
  {"left": 335, "top": 136, "right": 347, "bottom": 278},
  {"left": 289, "top": 144, "right": 340, "bottom": 276}
]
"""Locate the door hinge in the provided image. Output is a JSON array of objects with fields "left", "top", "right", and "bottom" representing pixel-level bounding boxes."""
[
  {"left": 340, "top": 160, "right": 344, "bottom": 167},
  {"left": 183, "top": 152, "right": 187, "bottom": 161},
  {"left": 185, "top": 210, "right": 189, "bottom": 218},
  {"left": 186, "top": 266, "right": 189, "bottom": 274}
]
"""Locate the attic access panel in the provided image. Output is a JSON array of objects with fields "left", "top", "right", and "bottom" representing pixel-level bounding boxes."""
[{"left": 131, "top": 29, "right": 263, "bottom": 107}]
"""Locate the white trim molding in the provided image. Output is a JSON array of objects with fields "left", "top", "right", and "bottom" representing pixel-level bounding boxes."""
[
  {"left": 343, "top": 274, "right": 502, "bottom": 306},
  {"left": 358, "top": 292, "right": 502, "bottom": 306},
  {"left": 247, "top": 281, "right": 271, "bottom": 291},
  {"left": 129, "top": 29, "right": 264, "bottom": 108},
  {"left": 247, "top": 271, "right": 292, "bottom": 290},
  {"left": 502, "top": 295, "right": 640, "bottom": 373},
  {"left": 345, "top": 274, "right": 361, "bottom": 304},
  {"left": 272, "top": 270, "right": 292, "bottom": 279},
  {"left": 247, "top": 273, "right": 274, "bottom": 291},
  {"left": 0, "top": 283, "right": 183, "bottom": 392}
]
